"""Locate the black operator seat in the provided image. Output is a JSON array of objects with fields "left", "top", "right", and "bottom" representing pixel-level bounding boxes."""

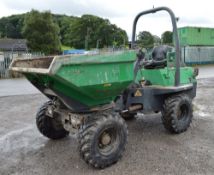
[{"left": 144, "top": 45, "right": 170, "bottom": 69}]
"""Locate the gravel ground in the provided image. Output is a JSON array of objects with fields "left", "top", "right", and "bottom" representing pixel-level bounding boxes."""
[{"left": 0, "top": 78, "right": 214, "bottom": 175}]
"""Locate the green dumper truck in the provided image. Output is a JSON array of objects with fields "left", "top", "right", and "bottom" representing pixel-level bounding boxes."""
[{"left": 10, "top": 7, "right": 198, "bottom": 169}]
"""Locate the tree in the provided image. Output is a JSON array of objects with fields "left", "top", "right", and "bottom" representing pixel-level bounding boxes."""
[
  {"left": 53, "top": 15, "right": 77, "bottom": 46},
  {"left": 153, "top": 35, "right": 161, "bottom": 45},
  {"left": 161, "top": 31, "right": 173, "bottom": 45},
  {"left": 67, "top": 15, "right": 128, "bottom": 49},
  {"left": 137, "top": 31, "right": 154, "bottom": 48},
  {"left": 0, "top": 12, "right": 128, "bottom": 50},
  {"left": 0, "top": 14, "right": 25, "bottom": 38},
  {"left": 22, "top": 10, "right": 61, "bottom": 55}
]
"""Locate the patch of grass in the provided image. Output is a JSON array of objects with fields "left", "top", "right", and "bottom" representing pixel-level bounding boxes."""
[{"left": 61, "top": 45, "right": 73, "bottom": 51}]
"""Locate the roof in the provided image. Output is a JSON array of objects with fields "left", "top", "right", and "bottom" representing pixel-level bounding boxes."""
[
  {"left": 178, "top": 26, "right": 214, "bottom": 30},
  {"left": 0, "top": 39, "right": 28, "bottom": 51}
]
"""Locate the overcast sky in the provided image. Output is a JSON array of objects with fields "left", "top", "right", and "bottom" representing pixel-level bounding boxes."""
[{"left": 0, "top": 0, "right": 213, "bottom": 39}]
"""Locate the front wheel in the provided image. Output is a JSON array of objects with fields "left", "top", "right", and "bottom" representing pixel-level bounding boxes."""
[
  {"left": 162, "top": 94, "right": 193, "bottom": 134},
  {"left": 78, "top": 111, "right": 128, "bottom": 169},
  {"left": 36, "top": 101, "right": 69, "bottom": 139}
]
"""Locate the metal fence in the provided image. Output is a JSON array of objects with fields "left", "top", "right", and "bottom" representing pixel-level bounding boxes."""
[
  {"left": 0, "top": 52, "right": 43, "bottom": 79},
  {"left": 181, "top": 46, "right": 214, "bottom": 65}
]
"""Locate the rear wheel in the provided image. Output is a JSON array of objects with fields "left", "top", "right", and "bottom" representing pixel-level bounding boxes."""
[
  {"left": 36, "top": 101, "right": 69, "bottom": 139},
  {"left": 78, "top": 111, "right": 128, "bottom": 169},
  {"left": 162, "top": 94, "right": 193, "bottom": 134}
]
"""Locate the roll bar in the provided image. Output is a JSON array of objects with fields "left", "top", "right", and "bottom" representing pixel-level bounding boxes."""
[{"left": 131, "top": 7, "right": 180, "bottom": 86}]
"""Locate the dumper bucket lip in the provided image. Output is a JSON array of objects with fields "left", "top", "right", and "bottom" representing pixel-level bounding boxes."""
[
  {"left": 9, "top": 54, "right": 83, "bottom": 74},
  {"left": 10, "top": 67, "right": 50, "bottom": 74},
  {"left": 9, "top": 53, "right": 99, "bottom": 74},
  {"left": 9, "top": 56, "right": 55, "bottom": 74}
]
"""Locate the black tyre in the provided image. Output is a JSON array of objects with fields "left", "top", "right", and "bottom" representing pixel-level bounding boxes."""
[
  {"left": 120, "top": 112, "right": 136, "bottom": 120},
  {"left": 36, "top": 101, "right": 69, "bottom": 139},
  {"left": 78, "top": 111, "right": 128, "bottom": 169},
  {"left": 162, "top": 94, "right": 193, "bottom": 134}
]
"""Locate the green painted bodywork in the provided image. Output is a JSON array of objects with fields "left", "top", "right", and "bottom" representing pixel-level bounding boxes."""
[
  {"left": 25, "top": 51, "right": 137, "bottom": 107},
  {"left": 14, "top": 50, "right": 196, "bottom": 108},
  {"left": 138, "top": 67, "right": 195, "bottom": 86}
]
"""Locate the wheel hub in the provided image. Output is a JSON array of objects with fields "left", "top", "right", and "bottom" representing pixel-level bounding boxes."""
[{"left": 101, "top": 132, "right": 111, "bottom": 146}]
